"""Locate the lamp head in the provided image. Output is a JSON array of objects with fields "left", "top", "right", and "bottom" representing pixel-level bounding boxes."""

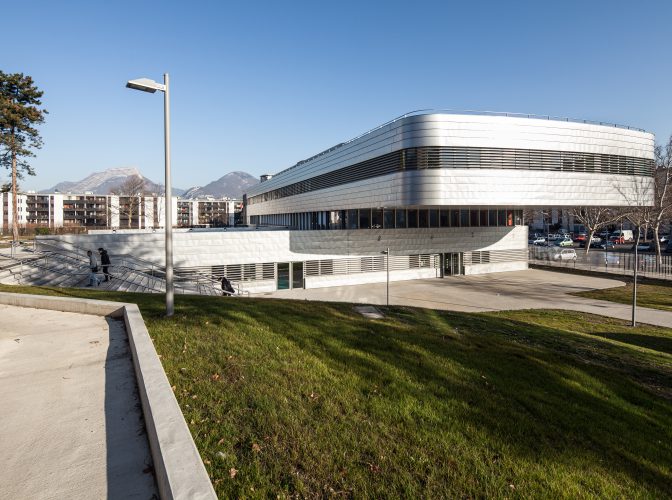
[{"left": 126, "top": 77, "right": 166, "bottom": 93}]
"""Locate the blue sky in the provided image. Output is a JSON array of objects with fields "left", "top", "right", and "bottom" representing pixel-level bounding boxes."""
[{"left": 4, "top": 0, "right": 672, "bottom": 191}]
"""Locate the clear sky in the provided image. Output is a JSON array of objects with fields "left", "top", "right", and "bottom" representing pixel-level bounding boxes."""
[{"left": 4, "top": 0, "right": 672, "bottom": 191}]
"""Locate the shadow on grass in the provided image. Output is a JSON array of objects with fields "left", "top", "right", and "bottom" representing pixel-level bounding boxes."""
[
  {"left": 173, "top": 297, "right": 672, "bottom": 496},
  {"left": 588, "top": 331, "right": 672, "bottom": 355},
  {"left": 2, "top": 286, "right": 670, "bottom": 496}
]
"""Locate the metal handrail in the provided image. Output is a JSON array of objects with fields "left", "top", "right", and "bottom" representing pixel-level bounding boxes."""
[
  {"left": 34, "top": 238, "right": 226, "bottom": 296},
  {"left": 0, "top": 250, "right": 167, "bottom": 293}
]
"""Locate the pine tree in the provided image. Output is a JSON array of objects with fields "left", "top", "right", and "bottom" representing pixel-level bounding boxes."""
[{"left": 0, "top": 72, "right": 47, "bottom": 241}]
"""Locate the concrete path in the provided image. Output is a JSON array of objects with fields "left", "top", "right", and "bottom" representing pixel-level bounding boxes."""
[
  {"left": 254, "top": 269, "right": 672, "bottom": 328},
  {"left": 0, "top": 304, "right": 157, "bottom": 500}
]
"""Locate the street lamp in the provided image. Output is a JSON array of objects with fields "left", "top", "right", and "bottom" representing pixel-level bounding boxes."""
[
  {"left": 126, "top": 74, "right": 174, "bottom": 317},
  {"left": 381, "top": 248, "right": 390, "bottom": 306}
]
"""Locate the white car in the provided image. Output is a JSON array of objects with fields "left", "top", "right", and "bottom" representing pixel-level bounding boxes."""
[{"left": 552, "top": 249, "right": 577, "bottom": 261}]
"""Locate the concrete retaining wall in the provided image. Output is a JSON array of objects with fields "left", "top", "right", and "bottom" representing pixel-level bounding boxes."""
[{"left": 0, "top": 292, "right": 216, "bottom": 500}]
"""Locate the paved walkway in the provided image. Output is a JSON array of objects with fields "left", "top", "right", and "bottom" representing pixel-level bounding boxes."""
[
  {"left": 0, "top": 305, "right": 157, "bottom": 499},
  {"left": 254, "top": 269, "right": 672, "bottom": 328}
]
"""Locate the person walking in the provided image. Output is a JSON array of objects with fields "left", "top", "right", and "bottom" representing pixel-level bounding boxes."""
[
  {"left": 98, "top": 248, "right": 112, "bottom": 282},
  {"left": 86, "top": 250, "right": 100, "bottom": 287}
]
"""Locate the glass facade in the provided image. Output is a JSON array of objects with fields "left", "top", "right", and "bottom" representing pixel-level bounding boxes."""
[{"left": 250, "top": 208, "right": 525, "bottom": 230}]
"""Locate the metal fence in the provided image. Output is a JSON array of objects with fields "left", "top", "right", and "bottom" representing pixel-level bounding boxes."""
[{"left": 529, "top": 246, "right": 672, "bottom": 280}]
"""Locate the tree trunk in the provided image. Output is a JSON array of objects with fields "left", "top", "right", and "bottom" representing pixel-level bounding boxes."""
[
  {"left": 585, "top": 229, "right": 595, "bottom": 255},
  {"left": 11, "top": 137, "right": 19, "bottom": 243},
  {"left": 653, "top": 225, "right": 662, "bottom": 268}
]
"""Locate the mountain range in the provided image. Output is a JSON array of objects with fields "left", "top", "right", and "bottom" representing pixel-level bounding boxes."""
[{"left": 40, "top": 168, "right": 259, "bottom": 199}]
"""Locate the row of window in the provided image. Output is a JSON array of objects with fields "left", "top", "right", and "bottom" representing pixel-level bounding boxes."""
[{"left": 250, "top": 208, "right": 524, "bottom": 230}]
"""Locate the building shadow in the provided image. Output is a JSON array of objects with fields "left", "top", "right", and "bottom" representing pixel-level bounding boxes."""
[{"left": 104, "top": 317, "right": 158, "bottom": 499}]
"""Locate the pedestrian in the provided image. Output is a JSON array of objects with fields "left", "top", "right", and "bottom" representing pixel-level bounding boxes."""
[
  {"left": 98, "top": 247, "right": 112, "bottom": 282},
  {"left": 221, "top": 276, "right": 235, "bottom": 296},
  {"left": 86, "top": 250, "right": 100, "bottom": 287}
]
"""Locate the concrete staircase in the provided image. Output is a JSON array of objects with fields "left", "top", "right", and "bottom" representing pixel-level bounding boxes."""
[{"left": 0, "top": 248, "right": 223, "bottom": 296}]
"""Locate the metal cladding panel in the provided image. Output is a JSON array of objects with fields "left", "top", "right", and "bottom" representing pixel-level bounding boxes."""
[
  {"left": 246, "top": 113, "right": 654, "bottom": 197},
  {"left": 246, "top": 169, "right": 653, "bottom": 216},
  {"left": 48, "top": 226, "right": 528, "bottom": 266}
]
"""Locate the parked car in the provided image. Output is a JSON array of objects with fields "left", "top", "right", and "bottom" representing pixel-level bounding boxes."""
[
  {"left": 529, "top": 236, "right": 546, "bottom": 245},
  {"left": 557, "top": 237, "right": 574, "bottom": 247},
  {"left": 635, "top": 242, "right": 654, "bottom": 252},
  {"left": 660, "top": 234, "right": 670, "bottom": 244},
  {"left": 579, "top": 236, "right": 602, "bottom": 248},
  {"left": 597, "top": 240, "right": 616, "bottom": 250},
  {"left": 552, "top": 248, "right": 577, "bottom": 261},
  {"left": 573, "top": 233, "right": 587, "bottom": 242}
]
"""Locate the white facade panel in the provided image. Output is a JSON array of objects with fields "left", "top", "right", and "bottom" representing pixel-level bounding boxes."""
[
  {"left": 41, "top": 226, "right": 527, "bottom": 268},
  {"left": 247, "top": 169, "right": 653, "bottom": 216},
  {"left": 247, "top": 113, "right": 654, "bottom": 196}
]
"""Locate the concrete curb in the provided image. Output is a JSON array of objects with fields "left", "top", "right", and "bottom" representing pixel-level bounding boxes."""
[{"left": 0, "top": 292, "right": 217, "bottom": 500}]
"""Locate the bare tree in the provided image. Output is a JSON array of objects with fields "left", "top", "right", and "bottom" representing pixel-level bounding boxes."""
[
  {"left": 648, "top": 138, "right": 672, "bottom": 264},
  {"left": 110, "top": 175, "right": 147, "bottom": 228},
  {"left": 616, "top": 145, "right": 671, "bottom": 265},
  {"left": 569, "top": 207, "right": 623, "bottom": 254}
]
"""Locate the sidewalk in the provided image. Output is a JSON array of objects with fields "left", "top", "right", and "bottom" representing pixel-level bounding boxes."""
[
  {"left": 0, "top": 304, "right": 157, "bottom": 499},
  {"left": 254, "top": 269, "right": 672, "bottom": 328}
]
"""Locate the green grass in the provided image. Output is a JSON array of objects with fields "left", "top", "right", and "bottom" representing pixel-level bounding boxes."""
[
  {"left": 576, "top": 283, "right": 672, "bottom": 313},
  {"left": 1, "top": 284, "right": 671, "bottom": 498}
]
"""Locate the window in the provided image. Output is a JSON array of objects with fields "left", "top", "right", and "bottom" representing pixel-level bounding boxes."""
[
  {"left": 489, "top": 210, "right": 497, "bottom": 227},
  {"left": 429, "top": 209, "right": 439, "bottom": 227},
  {"left": 359, "top": 209, "right": 371, "bottom": 229},
  {"left": 371, "top": 208, "right": 383, "bottom": 229},
  {"left": 407, "top": 209, "right": 418, "bottom": 228},
  {"left": 451, "top": 210, "right": 460, "bottom": 227},
  {"left": 497, "top": 209, "right": 507, "bottom": 227},
  {"left": 396, "top": 209, "right": 407, "bottom": 228},
  {"left": 346, "top": 209, "right": 358, "bottom": 229},
  {"left": 480, "top": 210, "right": 488, "bottom": 227},
  {"left": 470, "top": 210, "right": 480, "bottom": 227},
  {"left": 440, "top": 209, "right": 449, "bottom": 227},
  {"left": 383, "top": 209, "right": 395, "bottom": 228},
  {"left": 418, "top": 209, "right": 429, "bottom": 228},
  {"left": 460, "top": 209, "right": 469, "bottom": 227}
]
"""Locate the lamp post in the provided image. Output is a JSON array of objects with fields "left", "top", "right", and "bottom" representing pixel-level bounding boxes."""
[
  {"left": 632, "top": 230, "right": 639, "bottom": 327},
  {"left": 126, "top": 74, "right": 174, "bottom": 317},
  {"left": 381, "top": 248, "right": 390, "bottom": 306}
]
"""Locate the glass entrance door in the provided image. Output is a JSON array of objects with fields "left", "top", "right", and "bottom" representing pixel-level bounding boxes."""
[
  {"left": 292, "top": 262, "right": 304, "bottom": 289},
  {"left": 443, "top": 253, "right": 463, "bottom": 276},
  {"left": 277, "top": 263, "right": 290, "bottom": 290}
]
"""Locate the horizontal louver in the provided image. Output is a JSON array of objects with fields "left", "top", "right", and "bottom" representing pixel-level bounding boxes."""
[{"left": 249, "top": 146, "right": 653, "bottom": 205}]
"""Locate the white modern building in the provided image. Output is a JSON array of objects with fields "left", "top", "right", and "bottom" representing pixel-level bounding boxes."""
[{"left": 35, "top": 111, "right": 655, "bottom": 293}]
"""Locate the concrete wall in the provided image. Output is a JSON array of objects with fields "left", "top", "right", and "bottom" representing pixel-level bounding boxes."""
[
  {"left": 305, "top": 267, "right": 440, "bottom": 288},
  {"left": 43, "top": 226, "right": 527, "bottom": 268}
]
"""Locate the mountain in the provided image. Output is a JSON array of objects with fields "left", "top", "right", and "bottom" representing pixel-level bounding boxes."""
[
  {"left": 181, "top": 171, "right": 258, "bottom": 199},
  {"left": 40, "top": 167, "right": 184, "bottom": 196}
]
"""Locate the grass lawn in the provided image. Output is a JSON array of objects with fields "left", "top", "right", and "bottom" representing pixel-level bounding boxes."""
[
  {"left": 1, "top": 284, "right": 671, "bottom": 498},
  {"left": 576, "top": 282, "right": 672, "bottom": 313}
]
